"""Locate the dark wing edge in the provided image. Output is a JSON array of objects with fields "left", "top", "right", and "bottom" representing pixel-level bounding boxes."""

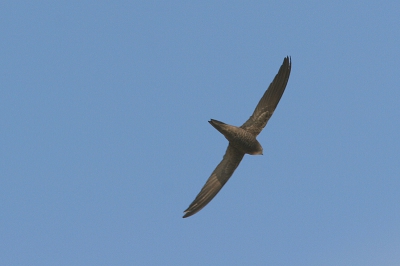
[
  {"left": 183, "top": 145, "right": 245, "bottom": 218},
  {"left": 241, "top": 56, "right": 291, "bottom": 136}
]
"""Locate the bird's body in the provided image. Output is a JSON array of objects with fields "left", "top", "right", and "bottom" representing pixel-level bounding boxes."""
[
  {"left": 183, "top": 56, "right": 292, "bottom": 218},
  {"left": 209, "top": 119, "right": 263, "bottom": 155}
]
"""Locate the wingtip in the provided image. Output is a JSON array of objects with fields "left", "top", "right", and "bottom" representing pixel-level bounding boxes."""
[
  {"left": 183, "top": 204, "right": 204, "bottom": 218},
  {"left": 182, "top": 211, "right": 192, "bottom": 218},
  {"left": 182, "top": 206, "right": 193, "bottom": 218}
]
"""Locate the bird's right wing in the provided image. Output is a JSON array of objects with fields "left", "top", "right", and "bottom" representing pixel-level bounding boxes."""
[
  {"left": 240, "top": 56, "right": 291, "bottom": 136},
  {"left": 183, "top": 144, "right": 245, "bottom": 218}
]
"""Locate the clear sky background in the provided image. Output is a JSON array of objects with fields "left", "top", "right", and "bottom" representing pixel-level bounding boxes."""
[{"left": 1, "top": 1, "right": 399, "bottom": 265}]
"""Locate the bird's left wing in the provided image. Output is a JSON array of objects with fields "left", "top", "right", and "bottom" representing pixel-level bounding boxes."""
[{"left": 183, "top": 144, "right": 245, "bottom": 218}]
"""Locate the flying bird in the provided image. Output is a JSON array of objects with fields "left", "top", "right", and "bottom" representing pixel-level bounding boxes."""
[{"left": 183, "top": 56, "right": 291, "bottom": 218}]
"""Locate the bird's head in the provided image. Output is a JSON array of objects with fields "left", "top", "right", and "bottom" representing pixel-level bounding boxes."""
[{"left": 249, "top": 143, "right": 263, "bottom": 155}]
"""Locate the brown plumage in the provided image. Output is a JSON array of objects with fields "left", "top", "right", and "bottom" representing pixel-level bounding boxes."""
[{"left": 183, "top": 56, "right": 292, "bottom": 218}]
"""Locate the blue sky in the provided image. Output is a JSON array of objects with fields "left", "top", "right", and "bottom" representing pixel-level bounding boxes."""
[{"left": 1, "top": 1, "right": 400, "bottom": 265}]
